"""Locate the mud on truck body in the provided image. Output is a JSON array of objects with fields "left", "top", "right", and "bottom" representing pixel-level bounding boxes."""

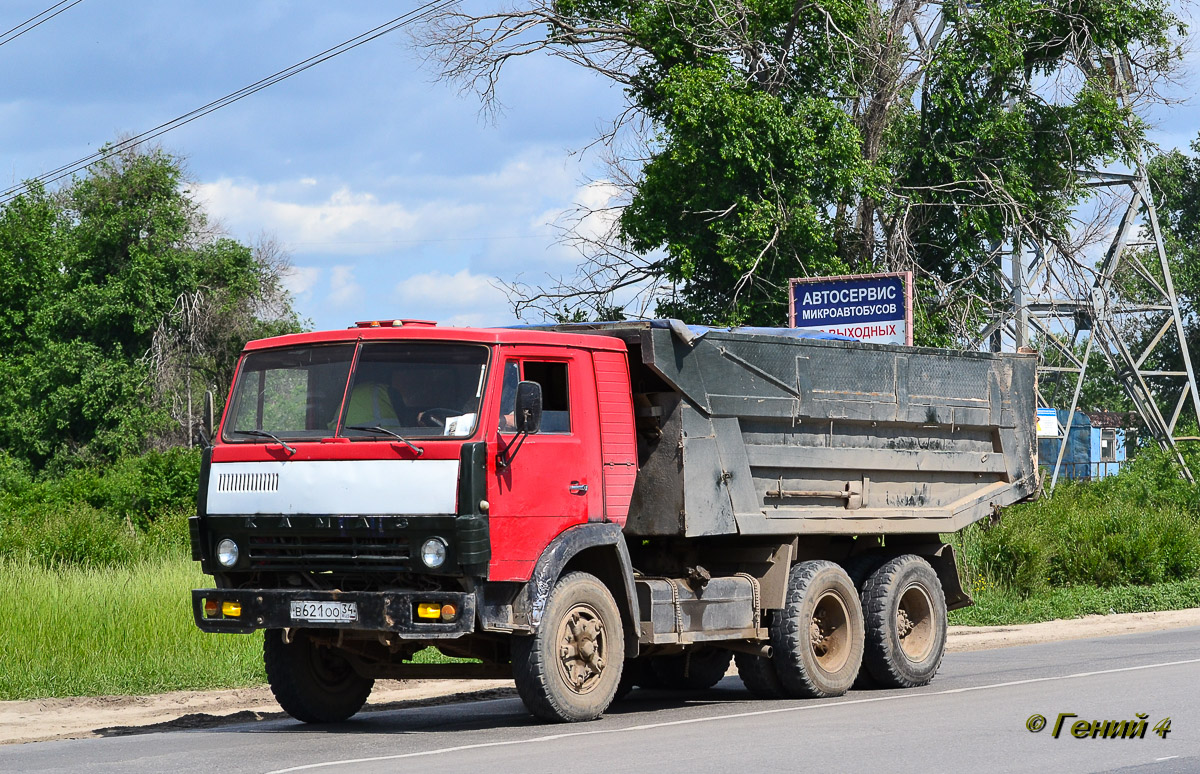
[{"left": 191, "top": 319, "right": 1038, "bottom": 723}]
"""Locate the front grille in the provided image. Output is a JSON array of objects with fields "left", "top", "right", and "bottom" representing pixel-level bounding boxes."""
[
  {"left": 246, "top": 534, "right": 411, "bottom": 572},
  {"left": 217, "top": 472, "right": 280, "bottom": 492}
]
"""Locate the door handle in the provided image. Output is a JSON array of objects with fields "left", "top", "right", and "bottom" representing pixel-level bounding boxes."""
[{"left": 569, "top": 482, "right": 588, "bottom": 495}]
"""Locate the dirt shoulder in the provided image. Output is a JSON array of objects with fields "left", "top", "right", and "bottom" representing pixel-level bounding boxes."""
[{"left": 6, "top": 608, "right": 1200, "bottom": 746}]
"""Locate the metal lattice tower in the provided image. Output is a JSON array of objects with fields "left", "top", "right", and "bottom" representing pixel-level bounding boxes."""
[{"left": 972, "top": 54, "right": 1200, "bottom": 488}]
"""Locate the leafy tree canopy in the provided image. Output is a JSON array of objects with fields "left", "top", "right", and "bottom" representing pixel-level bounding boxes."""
[
  {"left": 422, "top": 0, "right": 1183, "bottom": 337},
  {"left": 0, "top": 145, "right": 300, "bottom": 471}
]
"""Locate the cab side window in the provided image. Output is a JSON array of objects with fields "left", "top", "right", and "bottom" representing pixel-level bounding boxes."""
[
  {"left": 498, "top": 360, "right": 571, "bottom": 434},
  {"left": 498, "top": 361, "right": 520, "bottom": 432}
]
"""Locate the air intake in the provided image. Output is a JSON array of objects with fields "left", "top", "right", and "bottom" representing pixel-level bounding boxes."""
[{"left": 217, "top": 472, "right": 280, "bottom": 493}]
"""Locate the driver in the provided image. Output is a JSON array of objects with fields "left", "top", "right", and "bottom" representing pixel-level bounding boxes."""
[{"left": 388, "top": 366, "right": 429, "bottom": 426}]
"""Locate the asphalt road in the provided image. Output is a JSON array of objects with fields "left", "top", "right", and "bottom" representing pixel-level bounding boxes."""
[{"left": 5, "top": 627, "right": 1200, "bottom": 774}]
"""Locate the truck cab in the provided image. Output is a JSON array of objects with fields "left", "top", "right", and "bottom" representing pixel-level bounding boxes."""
[{"left": 193, "top": 319, "right": 635, "bottom": 612}]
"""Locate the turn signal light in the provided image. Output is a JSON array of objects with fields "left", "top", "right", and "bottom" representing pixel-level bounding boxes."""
[
  {"left": 417, "top": 602, "right": 442, "bottom": 619},
  {"left": 204, "top": 599, "right": 220, "bottom": 618},
  {"left": 440, "top": 604, "right": 458, "bottom": 621},
  {"left": 221, "top": 601, "right": 242, "bottom": 618}
]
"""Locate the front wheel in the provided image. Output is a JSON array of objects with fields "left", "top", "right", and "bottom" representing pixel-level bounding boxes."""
[
  {"left": 512, "top": 571, "right": 624, "bottom": 722},
  {"left": 263, "top": 629, "right": 374, "bottom": 723}
]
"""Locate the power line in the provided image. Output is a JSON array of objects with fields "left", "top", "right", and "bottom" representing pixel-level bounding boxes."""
[
  {"left": 0, "top": 0, "right": 86, "bottom": 49},
  {"left": 1, "top": 0, "right": 453, "bottom": 205}
]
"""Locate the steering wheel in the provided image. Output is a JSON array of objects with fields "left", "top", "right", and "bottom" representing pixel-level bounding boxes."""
[{"left": 418, "top": 407, "right": 457, "bottom": 427}]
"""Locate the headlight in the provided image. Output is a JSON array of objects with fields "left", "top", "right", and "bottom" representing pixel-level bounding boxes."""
[
  {"left": 420, "top": 537, "right": 447, "bottom": 568},
  {"left": 216, "top": 538, "right": 240, "bottom": 568}
]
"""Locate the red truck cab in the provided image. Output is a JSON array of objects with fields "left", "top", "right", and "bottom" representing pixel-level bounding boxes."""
[{"left": 193, "top": 320, "right": 636, "bottom": 630}]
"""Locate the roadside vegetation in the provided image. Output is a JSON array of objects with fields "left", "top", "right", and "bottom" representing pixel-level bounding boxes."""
[
  {"left": 950, "top": 445, "right": 1200, "bottom": 626},
  {"left": 0, "top": 449, "right": 263, "bottom": 700},
  {"left": 0, "top": 449, "right": 455, "bottom": 700},
  {"left": 4, "top": 440, "right": 1200, "bottom": 698},
  {"left": 0, "top": 557, "right": 265, "bottom": 700}
]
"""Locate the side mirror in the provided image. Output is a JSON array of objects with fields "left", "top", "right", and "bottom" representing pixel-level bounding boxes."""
[
  {"left": 514, "top": 381, "right": 543, "bottom": 434},
  {"left": 196, "top": 390, "right": 216, "bottom": 448},
  {"left": 203, "top": 390, "right": 215, "bottom": 439}
]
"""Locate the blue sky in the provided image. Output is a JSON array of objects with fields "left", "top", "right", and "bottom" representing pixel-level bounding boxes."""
[{"left": 2, "top": 1, "right": 1197, "bottom": 333}]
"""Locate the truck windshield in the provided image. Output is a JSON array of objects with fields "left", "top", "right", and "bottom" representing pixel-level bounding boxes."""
[
  {"left": 225, "top": 344, "right": 356, "bottom": 441},
  {"left": 224, "top": 342, "right": 491, "bottom": 442},
  {"left": 340, "top": 342, "right": 489, "bottom": 438}
]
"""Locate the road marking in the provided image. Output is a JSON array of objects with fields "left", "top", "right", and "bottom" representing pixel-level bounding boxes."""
[
  {"left": 265, "top": 656, "right": 1200, "bottom": 773},
  {"left": 1156, "top": 756, "right": 1180, "bottom": 761}
]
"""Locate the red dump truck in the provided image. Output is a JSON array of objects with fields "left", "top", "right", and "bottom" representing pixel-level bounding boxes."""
[{"left": 191, "top": 319, "right": 1038, "bottom": 723}]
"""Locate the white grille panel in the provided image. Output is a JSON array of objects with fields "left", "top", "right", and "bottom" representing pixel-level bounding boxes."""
[{"left": 207, "top": 460, "right": 459, "bottom": 515}]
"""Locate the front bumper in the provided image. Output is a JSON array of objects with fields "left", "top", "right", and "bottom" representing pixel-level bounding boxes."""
[{"left": 192, "top": 588, "right": 476, "bottom": 638}]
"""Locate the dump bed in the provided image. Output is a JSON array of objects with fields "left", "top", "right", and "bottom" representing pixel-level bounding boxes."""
[{"left": 551, "top": 322, "right": 1039, "bottom": 537}]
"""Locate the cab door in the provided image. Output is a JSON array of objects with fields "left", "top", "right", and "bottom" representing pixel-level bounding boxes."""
[{"left": 487, "top": 347, "right": 602, "bottom": 581}]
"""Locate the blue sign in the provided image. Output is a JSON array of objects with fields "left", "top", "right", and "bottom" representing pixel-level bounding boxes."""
[{"left": 789, "top": 273, "right": 910, "bottom": 344}]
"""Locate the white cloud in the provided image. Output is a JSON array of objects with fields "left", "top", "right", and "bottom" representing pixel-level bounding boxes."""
[
  {"left": 281, "top": 265, "right": 320, "bottom": 300},
  {"left": 191, "top": 149, "right": 634, "bottom": 329},
  {"left": 196, "top": 179, "right": 426, "bottom": 252},
  {"left": 396, "top": 268, "right": 508, "bottom": 310},
  {"left": 444, "top": 311, "right": 512, "bottom": 328},
  {"left": 392, "top": 269, "right": 518, "bottom": 327},
  {"left": 194, "top": 148, "right": 590, "bottom": 263},
  {"left": 532, "top": 179, "right": 625, "bottom": 245},
  {"left": 328, "top": 265, "right": 362, "bottom": 307}
]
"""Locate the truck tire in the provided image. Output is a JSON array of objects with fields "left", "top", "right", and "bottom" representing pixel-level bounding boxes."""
[
  {"left": 771, "top": 560, "right": 864, "bottom": 698},
  {"left": 842, "top": 554, "right": 885, "bottom": 590},
  {"left": 263, "top": 629, "right": 374, "bottom": 723},
  {"left": 614, "top": 660, "right": 640, "bottom": 701},
  {"left": 650, "top": 647, "right": 732, "bottom": 690},
  {"left": 735, "top": 651, "right": 787, "bottom": 699},
  {"left": 613, "top": 656, "right": 666, "bottom": 701},
  {"left": 861, "top": 554, "right": 947, "bottom": 688},
  {"left": 511, "top": 571, "right": 624, "bottom": 722},
  {"left": 843, "top": 555, "right": 885, "bottom": 690}
]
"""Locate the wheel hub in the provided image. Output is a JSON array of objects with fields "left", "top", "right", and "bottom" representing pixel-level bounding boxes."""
[
  {"left": 896, "top": 583, "right": 935, "bottom": 661},
  {"left": 808, "top": 591, "right": 851, "bottom": 672},
  {"left": 557, "top": 603, "right": 607, "bottom": 694}
]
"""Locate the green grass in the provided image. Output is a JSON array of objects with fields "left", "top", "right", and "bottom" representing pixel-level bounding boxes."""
[
  {"left": 0, "top": 557, "right": 266, "bottom": 700},
  {"left": 0, "top": 556, "right": 469, "bottom": 701},
  {"left": 950, "top": 578, "right": 1200, "bottom": 627}
]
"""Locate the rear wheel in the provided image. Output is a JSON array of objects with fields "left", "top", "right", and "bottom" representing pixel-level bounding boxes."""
[
  {"left": 650, "top": 647, "right": 732, "bottom": 691},
  {"left": 511, "top": 571, "right": 624, "bottom": 722},
  {"left": 842, "top": 554, "right": 885, "bottom": 590},
  {"left": 861, "top": 554, "right": 947, "bottom": 688},
  {"left": 771, "top": 561, "right": 864, "bottom": 698},
  {"left": 263, "top": 629, "right": 374, "bottom": 723}
]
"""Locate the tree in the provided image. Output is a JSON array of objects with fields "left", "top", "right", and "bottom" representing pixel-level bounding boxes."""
[
  {"left": 0, "top": 144, "right": 301, "bottom": 470},
  {"left": 419, "top": 0, "right": 1183, "bottom": 336},
  {"left": 1149, "top": 135, "right": 1200, "bottom": 318}
]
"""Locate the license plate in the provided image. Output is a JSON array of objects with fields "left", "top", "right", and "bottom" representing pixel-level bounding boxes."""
[{"left": 289, "top": 600, "right": 358, "bottom": 623}]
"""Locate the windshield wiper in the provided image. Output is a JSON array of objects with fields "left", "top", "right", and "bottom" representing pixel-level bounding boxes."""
[
  {"left": 345, "top": 425, "right": 425, "bottom": 456},
  {"left": 234, "top": 429, "right": 297, "bottom": 456}
]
